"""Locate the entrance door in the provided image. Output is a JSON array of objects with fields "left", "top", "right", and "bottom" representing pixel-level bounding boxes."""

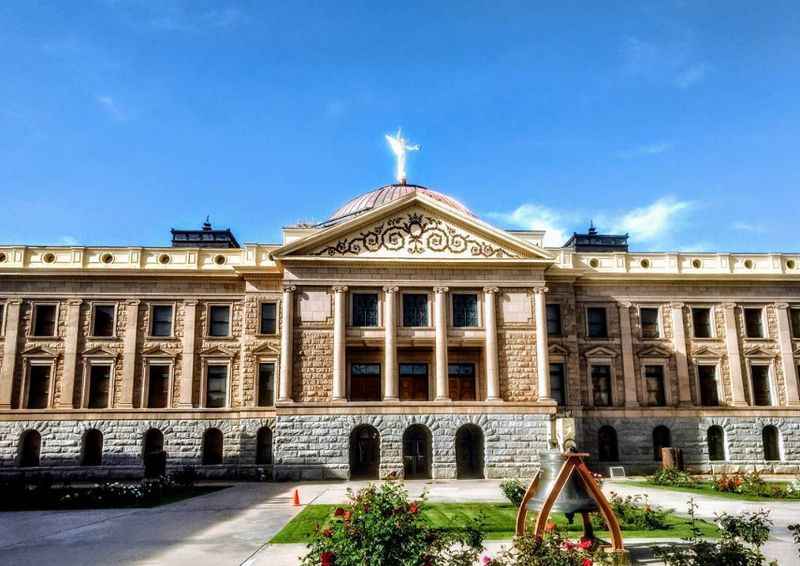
[
  {"left": 399, "top": 364, "right": 429, "bottom": 401},
  {"left": 350, "top": 425, "right": 380, "bottom": 479},
  {"left": 403, "top": 425, "right": 431, "bottom": 479},
  {"left": 455, "top": 424, "right": 484, "bottom": 479}
]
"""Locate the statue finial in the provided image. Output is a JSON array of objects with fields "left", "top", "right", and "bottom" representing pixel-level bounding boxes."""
[{"left": 385, "top": 129, "right": 420, "bottom": 184}]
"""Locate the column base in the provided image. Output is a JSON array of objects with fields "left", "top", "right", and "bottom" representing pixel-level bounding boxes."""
[
  {"left": 434, "top": 396, "right": 451, "bottom": 402},
  {"left": 383, "top": 396, "right": 399, "bottom": 401},
  {"left": 277, "top": 398, "right": 294, "bottom": 404},
  {"left": 175, "top": 402, "right": 194, "bottom": 409},
  {"left": 331, "top": 397, "right": 347, "bottom": 403},
  {"left": 115, "top": 403, "right": 134, "bottom": 409},
  {"left": 485, "top": 396, "right": 503, "bottom": 402}
]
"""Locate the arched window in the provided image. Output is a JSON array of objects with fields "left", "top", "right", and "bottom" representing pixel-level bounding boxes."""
[
  {"left": 81, "top": 429, "right": 103, "bottom": 466},
  {"left": 455, "top": 424, "right": 485, "bottom": 479},
  {"left": 762, "top": 425, "right": 781, "bottom": 461},
  {"left": 202, "top": 428, "right": 223, "bottom": 465},
  {"left": 256, "top": 426, "right": 272, "bottom": 465},
  {"left": 597, "top": 425, "right": 619, "bottom": 462},
  {"left": 652, "top": 426, "right": 672, "bottom": 461},
  {"left": 143, "top": 428, "right": 166, "bottom": 478},
  {"left": 707, "top": 425, "right": 726, "bottom": 461},
  {"left": 19, "top": 429, "right": 41, "bottom": 467},
  {"left": 402, "top": 424, "right": 432, "bottom": 479},
  {"left": 350, "top": 424, "right": 380, "bottom": 480}
]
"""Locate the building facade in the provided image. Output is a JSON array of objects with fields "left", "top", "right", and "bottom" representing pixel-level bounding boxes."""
[{"left": 1, "top": 184, "right": 800, "bottom": 480}]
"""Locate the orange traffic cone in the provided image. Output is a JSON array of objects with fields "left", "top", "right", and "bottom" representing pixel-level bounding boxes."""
[{"left": 292, "top": 488, "right": 301, "bottom": 506}]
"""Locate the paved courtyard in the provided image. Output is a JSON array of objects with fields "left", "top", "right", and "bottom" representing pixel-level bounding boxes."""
[{"left": 0, "top": 479, "right": 798, "bottom": 565}]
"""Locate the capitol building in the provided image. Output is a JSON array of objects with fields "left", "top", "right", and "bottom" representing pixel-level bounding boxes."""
[{"left": 1, "top": 181, "right": 799, "bottom": 480}]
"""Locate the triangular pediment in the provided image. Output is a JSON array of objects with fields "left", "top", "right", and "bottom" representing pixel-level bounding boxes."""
[
  {"left": 692, "top": 345, "right": 723, "bottom": 358},
  {"left": 583, "top": 345, "right": 617, "bottom": 358},
  {"left": 744, "top": 346, "right": 776, "bottom": 358},
  {"left": 142, "top": 345, "right": 177, "bottom": 358},
  {"left": 21, "top": 345, "right": 60, "bottom": 358},
  {"left": 638, "top": 345, "right": 673, "bottom": 358},
  {"left": 199, "top": 345, "right": 237, "bottom": 358},
  {"left": 549, "top": 343, "right": 570, "bottom": 356},
  {"left": 82, "top": 346, "right": 119, "bottom": 359},
  {"left": 273, "top": 194, "right": 554, "bottom": 262},
  {"left": 251, "top": 341, "right": 280, "bottom": 356}
]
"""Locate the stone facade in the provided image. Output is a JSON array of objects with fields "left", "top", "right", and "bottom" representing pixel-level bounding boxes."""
[{"left": 1, "top": 185, "right": 800, "bottom": 480}]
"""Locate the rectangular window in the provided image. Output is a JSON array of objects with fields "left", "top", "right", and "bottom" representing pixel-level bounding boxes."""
[
  {"left": 33, "top": 304, "right": 57, "bottom": 337},
  {"left": 546, "top": 304, "right": 562, "bottom": 337},
  {"left": 205, "top": 365, "right": 228, "bottom": 408},
  {"left": 350, "top": 363, "right": 381, "bottom": 401},
  {"left": 644, "top": 365, "right": 666, "bottom": 406},
  {"left": 0, "top": 303, "right": 5, "bottom": 335},
  {"left": 692, "top": 307, "right": 712, "bottom": 338},
  {"left": 452, "top": 294, "right": 479, "bottom": 328},
  {"left": 260, "top": 303, "right": 277, "bottom": 335},
  {"left": 591, "top": 365, "right": 612, "bottom": 406},
  {"left": 744, "top": 308, "right": 765, "bottom": 338},
  {"left": 399, "top": 363, "right": 429, "bottom": 401},
  {"left": 352, "top": 293, "right": 379, "bottom": 327},
  {"left": 791, "top": 308, "right": 800, "bottom": 339},
  {"left": 151, "top": 305, "right": 173, "bottom": 337},
  {"left": 87, "top": 365, "right": 111, "bottom": 409},
  {"left": 448, "top": 362, "right": 476, "bottom": 400},
  {"left": 92, "top": 304, "right": 116, "bottom": 337},
  {"left": 697, "top": 365, "right": 719, "bottom": 406},
  {"left": 402, "top": 294, "right": 429, "bottom": 327},
  {"left": 258, "top": 362, "right": 275, "bottom": 407},
  {"left": 209, "top": 305, "right": 231, "bottom": 337},
  {"left": 587, "top": 307, "right": 608, "bottom": 338},
  {"left": 750, "top": 365, "right": 772, "bottom": 406},
  {"left": 550, "top": 363, "right": 566, "bottom": 406},
  {"left": 640, "top": 307, "right": 660, "bottom": 339},
  {"left": 27, "top": 365, "right": 51, "bottom": 409},
  {"left": 147, "top": 365, "right": 170, "bottom": 409}
]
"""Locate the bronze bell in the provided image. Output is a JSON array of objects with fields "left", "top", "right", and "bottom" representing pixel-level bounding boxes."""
[{"left": 528, "top": 448, "right": 599, "bottom": 521}]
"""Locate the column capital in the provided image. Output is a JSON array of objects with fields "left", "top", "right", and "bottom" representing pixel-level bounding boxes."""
[
  {"left": 722, "top": 302, "right": 738, "bottom": 310},
  {"left": 619, "top": 301, "right": 632, "bottom": 309},
  {"left": 483, "top": 287, "right": 500, "bottom": 295},
  {"left": 332, "top": 285, "right": 349, "bottom": 294},
  {"left": 383, "top": 286, "right": 399, "bottom": 294},
  {"left": 670, "top": 302, "right": 685, "bottom": 309},
  {"left": 66, "top": 298, "right": 83, "bottom": 307},
  {"left": 775, "top": 302, "right": 790, "bottom": 310},
  {"left": 125, "top": 299, "right": 141, "bottom": 307},
  {"left": 433, "top": 286, "right": 449, "bottom": 294},
  {"left": 282, "top": 285, "right": 297, "bottom": 293},
  {"left": 183, "top": 299, "right": 198, "bottom": 307},
  {"left": 532, "top": 286, "right": 549, "bottom": 295},
  {"left": 6, "top": 298, "right": 23, "bottom": 306}
]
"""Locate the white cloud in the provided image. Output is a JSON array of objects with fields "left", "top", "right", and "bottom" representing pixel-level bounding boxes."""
[
  {"left": 58, "top": 235, "right": 79, "bottom": 246},
  {"left": 95, "top": 95, "right": 127, "bottom": 121},
  {"left": 487, "top": 204, "right": 572, "bottom": 247},
  {"left": 605, "top": 197, "right": 693, "bottom": 244},
  {"left": 616, "top": 142, "right": 674, "bottom": 159}
]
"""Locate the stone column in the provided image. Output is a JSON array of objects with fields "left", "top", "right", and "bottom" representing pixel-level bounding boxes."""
[
  {"left": 278, "top": 286, "right": 296, "bottom": 402},
  {"left": 58, "top": 299, "right": 83, "bottom": 408},
  {"left": 0, "top": 299, "right": 22, "bottom": 409},
  {"left": 332, "top": 286, "right": 348, "bottom": 402},
  {"left": 177, "top": 300, "right": 197, "bottom": 408},
  {"left": 383, "top": 286, "right": 399, "bottom": 401},
  {"left": 434, "top": 287, "right": 450, "bottom": 401},
  {"left": 776, "top": 303, "right": 800, "bottom": 406},
  {"left": 533, "top": 287, "right": 552, "bottom": 402},
  {"left": 670, "top": 303, "right": 693, "bottom": 406},
  {"left": 484, "top": 287, "right": 501, "bottom": 401},
  {"left": 723, "top": 303, "right": 748, "bottom": 406},
  {"left": 618, "top": 302, "right": 639, "bottom": 407},
  {"left": 118, "top": 299, "right": 140, "bottom": 408}
]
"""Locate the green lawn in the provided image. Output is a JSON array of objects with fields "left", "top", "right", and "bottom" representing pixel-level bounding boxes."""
[
  {"left": 618, "top": 480, "right": 800, "bottom": 502},
  {"left": 270, "top": 502, "right": 719, "bottom": 544}
]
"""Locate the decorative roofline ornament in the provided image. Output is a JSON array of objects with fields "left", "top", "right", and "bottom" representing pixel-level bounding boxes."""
[{"left": 385, "top": 129, "right": 419, "bottom": 185}]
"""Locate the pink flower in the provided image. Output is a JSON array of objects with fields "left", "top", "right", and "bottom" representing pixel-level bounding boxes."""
[
  {"left": 582, "top": 559, "right": 593, "bottom": 566},
  {"left": 562, "top": 540, "right": 575, "bottom": 551},
  {"left": 482, "top": 556, "right": 493, "bottom": 565},
  {"left": 579, "top": 538, "right": 592, "bottom": 550}
]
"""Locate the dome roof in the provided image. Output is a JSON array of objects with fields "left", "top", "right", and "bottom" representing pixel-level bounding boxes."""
[{"left": 327, "top": 184, "right": 474, "bottom": 224}]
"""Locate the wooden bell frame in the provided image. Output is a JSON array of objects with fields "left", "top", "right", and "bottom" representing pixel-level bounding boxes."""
[{"left": 515, "top": 452, "right": 624, "bottom": 552}]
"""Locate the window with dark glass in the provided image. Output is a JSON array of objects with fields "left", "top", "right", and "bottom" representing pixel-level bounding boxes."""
[
  {"left": 762, "top": 426, "right": 780, "bottom": 461},
  {"left": 591, "top": 365, "right": 612, "bottom": 406},
  {"left": 598, "top": 426, "right": 619, "bottom": 461},
  {"left": 350, "top": 363, "right": 381, "bottom": 401},
  {"left": 402, "top": 294, "right": 428, "bottom": 327},
  {"left": 256, "top": 426, "right": 272, "bottom": 465},
  {"left": 33, "top": 304, "right": 57, "bottom": 337},
  {"left": 448, "top": 363, "right": 476, "bottom": 401},
  {"left": 791, "top": 308, "right": 800, "bottom": 339},
  {"left": 260, "top": 302, "right": 277, "bottom": 334},
  {"left": 546, "top": 304, "right": 562, "bottom": 337},
  {"left": 697, "top": 365, "right": 719, "bottom": 406},
  {"left": 258, "top": 362, "right": 275, "bottom": 407},
  {"left": 205, "top": 365, "right": 228, "bottom": 408},
  {"left": 0, "top": 303, "right": 5, "bottom": 334},
  {"left": 744, "top": 308, "right": 765, "bottom": 338},
  {"left": 147, "top": 365, "right": 170, "bottom": 408},
  {"left": 652, "top": 426, "right": 671, "bottom": 461},
  {"left": 452, "top": 294, "right": 479, "bottom": 328},
  {"left": 27, "top": 365, "right": 51, "bottom": 409},
  {"left": 92, "top": 304, "right": 115, "bottom": 337},
  {"left": 644, "top": 365, "right": 666, "bottom": 406},
  {"left": 399, "top": 363, "right": 428, "bottom": 401},
  {"left": 87, "top": 365, "right": 111, "bottom": 409},
  {"left": 640, "top": 307, "right": 660, "bottom": 339},
  {"left": 202, "top": 428, "right": 223, "bottom": 465},
  {"left": 81, "top": 429, "right": 103, "bottom": 466},
  {"left": 549, "top": 363, "right": 566, "bottom": 406},
  {"left": 750, "top": 365, "right": 772, "bottom": 406},
  {"left": 209, "top": 305, "right": 230, "bottom": 337},
  {"left": 352, "top": 293, "right": 379, "bottom": 327},
  {"left": 692, "top": 307, "right": 712, "bottom": 338},
  {"left": 151, "top": 305, "right": 173, "bottom": 337},
  {"left": 707, "top": 426, "right": 725, "bottom": 461},
  {"left": 587, "top": 307, "right": 608, "bottom": 338}
]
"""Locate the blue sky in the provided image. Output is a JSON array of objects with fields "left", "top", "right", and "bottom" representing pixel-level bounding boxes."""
[{"left": 1, "top": 1, "right": 798, "bottom": 251}]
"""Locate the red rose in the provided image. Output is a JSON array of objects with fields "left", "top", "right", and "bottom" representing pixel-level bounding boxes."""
[
  {"left": 562, "top": 541, "right": 575, "bottom": 551},
  {"left": 321, "top": 551, "right": 335, "bottom": 566},
  {"left": 343, "top": 510, "right": 352, "bottom": 522},
  {"left": 579, "top": 538, "right": 592, "bottom": 550},
  {"left": 582, "top": 559, "right": 593, "bottom": 566},
  {"left": 334, "top": 507, "right": 345, "bottom": 517},
  {"left": 409, "top": 502, "right": 419, "bottom": 514}
]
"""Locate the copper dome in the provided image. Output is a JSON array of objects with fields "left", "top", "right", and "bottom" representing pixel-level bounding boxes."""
[{"left": 327, "top": 184, "right": 473, "bottom": 223}]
